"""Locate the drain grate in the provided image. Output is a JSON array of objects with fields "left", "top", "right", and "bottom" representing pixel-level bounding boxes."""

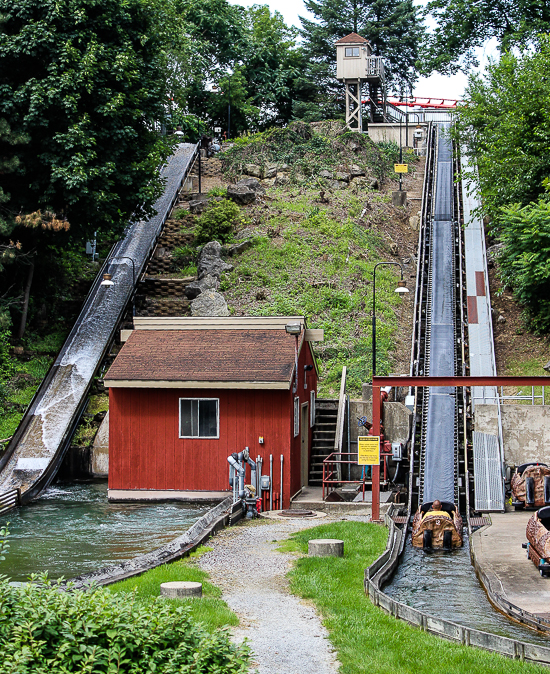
[
  {"left": 279, "top": 509, "right": 316, "bottom": 518},
  {"left": 469, "top": 516, "right": 490, "bottom": 527}
]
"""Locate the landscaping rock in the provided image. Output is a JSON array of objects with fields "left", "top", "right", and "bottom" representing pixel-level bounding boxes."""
[
  {"left": 189, "top": 197, "right": 211, "bottom": 214},
  {"left": 335, "top": 171, "right": 351, "bottom": 182},
  {"left": 409, "top": 215, "right": 420, "bottom": 230},
  {"left": 389, "top": 242, "right": 399, "bottom": 256},
  {"left": 275, "top": 173, "right": 290, "bottom": 186},
  {"left": 184, "top": 274, "right": 220, "bottom": 299},
  {"left": 278, "top": 163, "right": 290, "bottom": 171},
  {"left": 236, "top": 227, "right": 259, "bottom": 240},
  {"left": 197, "top": 241, "right": 233, "bottom": 280},
  {"left": 225, "top": 240, "right": 253, "bottom": 256},
  {"left": 227, "top": 184, "right": 256, "bottom": 205},
  {"left": 264, "top": 164, "right": 277, "bottom": 179},
  {"left": 191, "top": 290, "right": 230, "bottom": 317},
  {"left": 350, "top": 164, "right": 365, "bottom": 177},
  {"left": 319, "top": 170, "right": 332, "bottom": 180},
  {"left": 236, "top": 177, "right": 265, "bottom": 195},
  {"left": 244, "top": 163, "right": 262, "bottom": 178},
  {"left": 327, "top": 179, "right": 345, "bottom": 190}
]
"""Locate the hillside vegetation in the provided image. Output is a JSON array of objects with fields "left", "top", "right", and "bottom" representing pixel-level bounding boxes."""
[{"left": 174, "top": 122, "right": 419, "bottom": 397}]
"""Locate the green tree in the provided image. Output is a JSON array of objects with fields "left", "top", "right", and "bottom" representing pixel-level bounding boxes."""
[
  {"left": 497, "top": 200, "right": 550, "bottom": 332},
  {"left": 422, "top": 0, "right": 550, "bottom": 75},
  {"left": 0, "top": 0, "right": 177, "bottom": 240},
  {"left": 454, "top": 37, "right": 550, "bottom": 225},
  {"left": 242, "top": 5, "right": 302, "bottom": 127},
  {"left": 299, "top": 0, "right": 425, "bottom": 93}
]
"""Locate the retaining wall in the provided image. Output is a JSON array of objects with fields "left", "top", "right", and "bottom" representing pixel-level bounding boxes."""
[{"left": 475, "top": 404, "right": 550, "bottom": 466}]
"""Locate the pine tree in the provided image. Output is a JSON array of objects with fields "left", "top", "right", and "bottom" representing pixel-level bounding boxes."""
[{"left": 300, "top": 0, "right": 425, "bottom": 93}]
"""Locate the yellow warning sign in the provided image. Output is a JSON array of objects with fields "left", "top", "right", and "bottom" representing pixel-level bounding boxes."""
[
  {"left": 357, "top": 436, "right": 380, "bottom": 465},
  {"left": 394, "top": 163, "right": 408, "bottom": 173}
]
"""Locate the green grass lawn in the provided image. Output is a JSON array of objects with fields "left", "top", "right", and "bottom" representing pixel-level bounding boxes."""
[
  {"left": 283, "top": 521, "right": 546, "bottom": 674},
  {"left": 108, "top": 547, "right": 238, "bottom": 633}
]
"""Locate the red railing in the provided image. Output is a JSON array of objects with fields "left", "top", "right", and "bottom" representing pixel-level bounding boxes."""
[{"left": 322, "top": 449, "right": 393, "bottom": 501}]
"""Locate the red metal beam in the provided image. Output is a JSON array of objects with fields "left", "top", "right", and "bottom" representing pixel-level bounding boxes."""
[{"left": 372, "top": 376, "right": 550, "bottom": 387}]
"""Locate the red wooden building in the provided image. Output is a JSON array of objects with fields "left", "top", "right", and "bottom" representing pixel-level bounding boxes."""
[{"left": 104, "top": 317, "right": 321, "bottom": 508}]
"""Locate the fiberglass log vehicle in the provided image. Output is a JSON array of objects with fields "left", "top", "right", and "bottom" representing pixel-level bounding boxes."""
[
  {"left": 412, "top": 501, "right": 464, "bottom": 550},
  {"left": 511, "top": 463, "right": 550, "bottom": 510},
  {"left": 524, "top": 506, "right": 550, "bottom": 577}
]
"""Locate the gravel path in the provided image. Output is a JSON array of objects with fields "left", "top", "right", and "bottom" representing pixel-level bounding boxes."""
[{"left": 199, "top": 518, "right": 341, "bottom": 674}]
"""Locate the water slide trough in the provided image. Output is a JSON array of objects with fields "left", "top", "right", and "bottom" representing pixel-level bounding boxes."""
[{"left": 0, "top": 142, "right": 198, "bottom": 512}]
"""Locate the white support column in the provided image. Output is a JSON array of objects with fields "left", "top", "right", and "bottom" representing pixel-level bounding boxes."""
[{"left": 345, "top": 80, "right": 363, "bottom": 132}]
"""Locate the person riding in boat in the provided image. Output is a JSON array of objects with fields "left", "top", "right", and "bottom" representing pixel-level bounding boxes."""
[{"left": 423, "top": 500, "right": 452, "bottom": 520}]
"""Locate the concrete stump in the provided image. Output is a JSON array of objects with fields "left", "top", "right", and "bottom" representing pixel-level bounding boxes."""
[
  {"left": 392, "top": 190, "right": 407, "bottom": 208},
  {"left": 160, "top": 581, "right": 202, "bottom": 598},
  {"left": 308, "top": 539, "right": 344, "bottom": 557}
]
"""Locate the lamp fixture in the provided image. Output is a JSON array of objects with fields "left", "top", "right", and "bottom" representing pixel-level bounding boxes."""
[
  {"left": 100, "top": 274, "right": 114, "bottom": 287},
  {"left": 285, "top": 322, "right": 302, "bottom": 335},
  {"left": 395, "top": 280, "right": 410, "bottom": 294}
]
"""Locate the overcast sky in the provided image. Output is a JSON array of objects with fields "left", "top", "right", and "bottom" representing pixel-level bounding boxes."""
[{"left": 228, "top": 0, "right": 500, "bottom": 100}]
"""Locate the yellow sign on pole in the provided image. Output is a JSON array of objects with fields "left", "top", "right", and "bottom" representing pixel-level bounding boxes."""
[
  {"left": 357, "top": 436, "right": 380, "bottom": 465},
  {"left": 394, "top": 163, "right": 408, "bottom": 173}
]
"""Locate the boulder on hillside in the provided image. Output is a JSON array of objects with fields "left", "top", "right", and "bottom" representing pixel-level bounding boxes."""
[
  {"left": 190, "top": 290, "right": 230, "bottom": 316},
  {"left": 184, "top": 274, "right": 220, "bottom": 299},
  {"left": 275, "top": 173, "right": 289, "bottom": 186},
  {"left": 197, "top": 241, "right": 233, "bottom": 280},
  {"left": 264, "top": 164, "right": 277, "bottom": 179},
  {"left": 236, "top": 177, "right": 265, "bottom": 194},
  {"left": 319, "top": 170, "right": 332, "bottom": 180},
  {"left": 227, "top": 184, "right": 256, "bottom": 205},
  {"left": 225, "top": 240, "right": 253, "bottom": 256},
  {"left": 189, "top": 197, "right": 211, "bottom": 214},
  {"left": 350, "top": 164, "right": 365, "bottom": 177},
  {"left": 244, "top": 163, "right": 262, "bottom": 178},
  {"left": 335, "top": 171, "right": 351, "bottom": 182}
]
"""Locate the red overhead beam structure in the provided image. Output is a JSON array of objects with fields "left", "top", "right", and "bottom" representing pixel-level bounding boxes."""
[
  {"left": 387, "top": 97, "right": 460, "bottom": 109},
  {"left": 370, "top": 375, "right": 550, "bottom": 521}
]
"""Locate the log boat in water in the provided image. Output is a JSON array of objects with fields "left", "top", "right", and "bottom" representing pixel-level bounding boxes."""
[
  {"left": 525, "top": 506, "right": 550, "bottom": 577},
  {"left": 411, "top": 501, "right": 463, "bottom": 550},
  {"left": 511, "top": 463, "right": 550, "bottom": 510}
]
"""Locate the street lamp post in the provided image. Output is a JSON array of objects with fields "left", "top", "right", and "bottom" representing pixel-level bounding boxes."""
[{"left": 372, "top": 261, "right": 409, "bottom": 378}]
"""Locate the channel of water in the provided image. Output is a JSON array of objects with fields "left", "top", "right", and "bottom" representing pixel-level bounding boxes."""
[
  {"left": 385, "top": 533, "right": 550, "bottom": 647},
  {"left": 0, "top": 481, "right": 208, "bottom": 582}
]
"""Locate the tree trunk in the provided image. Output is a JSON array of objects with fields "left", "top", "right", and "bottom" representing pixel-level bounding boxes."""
[{"left": 17, "top": 260, "right": 34, "bottom": 339}]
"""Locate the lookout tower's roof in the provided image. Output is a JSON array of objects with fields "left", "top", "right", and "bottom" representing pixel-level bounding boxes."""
[{"left": 335, "top": 32, "right": 370, "bottom": 44}]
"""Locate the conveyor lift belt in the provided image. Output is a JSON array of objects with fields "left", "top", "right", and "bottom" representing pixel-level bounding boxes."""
[{"left": 419, "top": 125, "right": 460, "bottom": 506}]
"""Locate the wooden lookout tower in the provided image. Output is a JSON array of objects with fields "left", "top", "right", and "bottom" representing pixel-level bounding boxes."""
[{"left": 335, "top": 33, "right": 386, "bottom": 129}]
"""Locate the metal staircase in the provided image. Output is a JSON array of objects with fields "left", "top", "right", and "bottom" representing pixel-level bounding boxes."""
[{"left": 308, "top": 400, "right": 338, "bottom": 485}]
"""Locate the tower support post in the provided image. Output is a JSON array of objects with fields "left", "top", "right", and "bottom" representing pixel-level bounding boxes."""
[{"left": 345, "top": 79, "right": 363, "bottom": 132}]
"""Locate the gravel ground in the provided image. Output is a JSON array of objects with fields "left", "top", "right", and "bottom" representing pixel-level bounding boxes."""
[{"left": 199, "top": 517, "right": 345, "bottom": 674}]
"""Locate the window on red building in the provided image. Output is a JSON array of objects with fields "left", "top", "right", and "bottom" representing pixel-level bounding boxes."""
[{"left": 179, "top": 398, "right": 219, "bottom": 438}]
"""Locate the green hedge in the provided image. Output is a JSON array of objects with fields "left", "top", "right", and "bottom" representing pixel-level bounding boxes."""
[{"left": 0, "top": 575, "right": 248, "bottom": 674}]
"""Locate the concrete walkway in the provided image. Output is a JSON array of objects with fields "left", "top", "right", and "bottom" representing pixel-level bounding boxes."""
[
  {"left": 471, "top": 511, "right": 550, "bottom": 618},
  {"left": 199, "top": 518, "right": 340, "bottom": 674}
]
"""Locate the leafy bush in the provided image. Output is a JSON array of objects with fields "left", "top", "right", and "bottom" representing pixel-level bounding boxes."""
[
  {"left": 195, "top": 200, "right": 243, "bottom": 244},
  {"left": 498, "top": 199, "right": 550, "bottom": 332},
  {"left": 0, "top": 576, "right": 248, "bottom": 674},
  {"left": 207, "top": 186, "right": 227, "bottom": 197}
]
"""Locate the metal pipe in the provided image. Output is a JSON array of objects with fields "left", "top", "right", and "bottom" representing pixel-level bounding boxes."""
[
  {"left": 269, "top": 454, "right": 273, "bottom": 511},
  {"left": 280, "top": 454, "right": 284, "bottom": 510},
  {"left": 347, "top": 394, "right": 351, "bottom": 482}
]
